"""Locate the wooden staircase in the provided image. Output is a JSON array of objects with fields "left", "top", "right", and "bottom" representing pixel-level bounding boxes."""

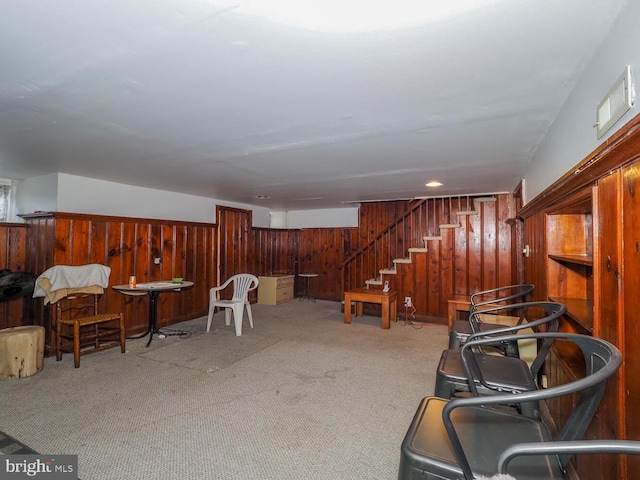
[{"left": 342, "top": 196, "right": 496, "bottom": 290}]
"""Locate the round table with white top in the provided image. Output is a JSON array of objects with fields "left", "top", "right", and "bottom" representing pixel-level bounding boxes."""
[
  {"left": 298, "top": 273, "right": 318, "bottom": 302},
  {"left": 112, "top": 280, "right": 194, "bottom": 346}
]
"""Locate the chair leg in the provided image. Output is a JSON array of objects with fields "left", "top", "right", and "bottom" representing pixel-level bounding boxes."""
[
  {"left": 56, "top": 320, "right": 63, "bottom": 361},
  {"left": 207, "top": 302, "right": 215, "bottom": 332},
  {"left": 224, "top": 309, "right": 232, "bottom": 326},
  {"left": 73, "top": 321, "right": 81, "bottom": 368},
  {"left": 233, "top": 304, "right": 244, "bottom": 336},
  {"left": 246, "top": 301, "right": 254, "bottom": 328},
  {"left": 434, "top": 374, "right": 459, "bottom": 399},
  {"left": 119, "top": 314, "right": 126, "bottom": 353},
  {"left": 448, "top": 331, "right": 464, "bottom": 350}
]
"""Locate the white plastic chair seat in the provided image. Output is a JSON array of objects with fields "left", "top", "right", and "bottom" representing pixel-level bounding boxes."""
[{"left": 207, "top": 274, "right": 259, "bottom": 336}]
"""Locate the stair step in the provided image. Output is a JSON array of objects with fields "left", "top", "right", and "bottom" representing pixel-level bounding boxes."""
[
  {"left": 439, "top": 223, "right": 460, "bottom": 229},
  {"left": 475, "top": 196, "right": 496, "bottom": 203},
  {"left": 456, "top": 210, "right": 477, "bottom": 216},
  {"left": 424, "top": 235, "right": 443, "bottom": 241},
  {"left": 393, "top": 258, "right": 411, "bottom": 264},
  {"left": 408, "top": 247, "right": 428, "bottom": 253},
  {"left": 365, "top": 278, "right": 383, "bottom": 286},
  {"left": 380, "top": 268, "right": 397, "bottom": 274}
]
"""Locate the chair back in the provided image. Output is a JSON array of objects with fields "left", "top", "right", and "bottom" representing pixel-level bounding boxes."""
[
  {"left": 470, "top": 283, "right": 535, "bottom": 309},
  {"left": 446, "top": 333, "right": 622, "bottom": 479},
  {"left": 230, "top": 274, "right": 259, "bottom": 302},
  {"left": 465, "top": 301, "right": 566, "bottom": 379},
  {"left": 498, "top": 440, "right": 640, "bottom": 475}
]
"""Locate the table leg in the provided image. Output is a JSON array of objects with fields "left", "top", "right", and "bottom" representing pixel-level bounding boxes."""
[
  {"left": 344, "top": 294, "right": 352, "bottom": 324},
  {"left": 447, "top": 301, "right": 457, "bottom": 330},
  {"left": 391, "top": 297, "right": 397, "bottom": 323},
  {"left": 355, "top": 301, "right": 363, "bottom": 317},
  {"left": 146, "top": 291, "right": 160, "bottom": 347},
  {"left": 381, "top": 297, "right": 390, "bottom": 329}
]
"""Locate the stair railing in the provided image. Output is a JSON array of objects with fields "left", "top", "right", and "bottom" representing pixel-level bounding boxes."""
[{"left": 341, "top": 199, "right": 427, "bottom": 291}]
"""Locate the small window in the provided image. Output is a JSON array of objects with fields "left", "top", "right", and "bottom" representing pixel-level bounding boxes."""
[{"left": 0, "top": 179, "right": 13, "bottom": 222}]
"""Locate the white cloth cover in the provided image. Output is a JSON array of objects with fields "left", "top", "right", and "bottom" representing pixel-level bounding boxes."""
[{"left": 33, "top": 264, "right": 111, "bottom": 298}]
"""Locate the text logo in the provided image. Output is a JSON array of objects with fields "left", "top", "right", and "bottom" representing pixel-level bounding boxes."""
[{"left": 1, "top": 455, "right": 77, "bottom": 479}]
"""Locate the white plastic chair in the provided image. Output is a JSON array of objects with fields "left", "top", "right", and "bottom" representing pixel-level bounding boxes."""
[{"left": 207, "top": 274, "right": 259, "bottom": 336}]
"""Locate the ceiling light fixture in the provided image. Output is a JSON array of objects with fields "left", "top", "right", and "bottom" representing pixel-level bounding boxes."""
[
  {"left": 229, "top": 0, "right": 501, "bottom": 32},
  {"left": 426, "top": 181, "right": 443, "bottom": 188},
  {"left": 255, "top": 195, "right": 271, "bottom": 199}
]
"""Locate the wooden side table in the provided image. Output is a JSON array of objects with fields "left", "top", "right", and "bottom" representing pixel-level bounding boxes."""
[
  {"left": 344, "top": 288, "right": 398, "bottom": 329},
  {"left": 447, "top": 295, "right": 505, "bottom": 329}
]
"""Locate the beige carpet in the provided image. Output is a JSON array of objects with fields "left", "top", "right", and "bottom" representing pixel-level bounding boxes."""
[{"left": 0, "top": 300, "right": 447, "bottom": 480}]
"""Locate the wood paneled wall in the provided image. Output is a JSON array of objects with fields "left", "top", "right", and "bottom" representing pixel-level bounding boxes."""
[
  {"left": 296, "top": 228, "right": 355, "bottom": 300},
  {"left": 6, "top": 193, "right": 514, "bottom": 348},
  {"left": 251, "top": 227, "right": 299, "bottom": 277},
  {"left": 19, "top": 212, "right": 216, "bottom": 352},
  {"left": 346, "top": 195, "right": 514, "bottom": 320},
  {"left": 0, "top": 223, "right": 30, "bottom": 328}
]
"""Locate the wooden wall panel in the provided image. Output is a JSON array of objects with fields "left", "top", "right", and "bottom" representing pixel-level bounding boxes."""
[
  {"left": 20, "top": 212, "right": 216, "bottom": 352},
  {"left": 297, "top": 228, "right": 351, "bottom": 301},
  {"left": 0, "top": 223, "right": 30, "bottom": 329},
  {"left": 622, "top": 162, "right": 640, "bottom": 478},
  {"left": 342, "top": 195, "right": 514, "bottom": 321},
  {"left": 522, "top": 211, "right": 547, "bottom": 302}
]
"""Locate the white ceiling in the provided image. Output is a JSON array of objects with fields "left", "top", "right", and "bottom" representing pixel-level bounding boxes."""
[{"left": 0, "top": 0, "right": 628, "bottom": 210}]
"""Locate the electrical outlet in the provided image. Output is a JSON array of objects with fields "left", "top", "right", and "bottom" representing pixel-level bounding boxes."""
[{"left": 404, "top": 296, "right": 412, "bottom": 308}]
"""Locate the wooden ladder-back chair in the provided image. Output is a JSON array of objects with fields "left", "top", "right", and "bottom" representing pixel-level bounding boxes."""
[{"left": 55, "top": 293, "right": 125, "bottom": 368}]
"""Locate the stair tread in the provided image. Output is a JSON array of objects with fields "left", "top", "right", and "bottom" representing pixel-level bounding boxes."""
[{"left": 393, "top": 258, "right": 411, "bottom": 264}]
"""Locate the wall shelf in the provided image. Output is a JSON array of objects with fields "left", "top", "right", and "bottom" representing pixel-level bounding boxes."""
[{"left": 547, "top": 254, "right": 593, "bottom": 266}]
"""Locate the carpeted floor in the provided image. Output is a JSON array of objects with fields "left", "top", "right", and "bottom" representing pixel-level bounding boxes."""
[{"left": 0, "top": 300, "right": 447, "bottom": 479}]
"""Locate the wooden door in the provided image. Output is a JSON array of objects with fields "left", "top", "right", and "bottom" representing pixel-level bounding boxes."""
[
  {"left": 594, "top": 173, "right": 625, "bottom": 479},
  {"left": 216, "top": 206, "right": 251, "bottom": 286}
]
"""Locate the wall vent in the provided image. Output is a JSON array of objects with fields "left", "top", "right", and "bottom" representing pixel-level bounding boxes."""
[{"left": 596, "top": 65, "right": 634, "bottom": 139}]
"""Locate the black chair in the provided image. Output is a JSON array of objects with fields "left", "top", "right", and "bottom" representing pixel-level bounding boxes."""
[
  {"left": 399, "top": 333, "right": 622, "bottom": 480},
  {"left": 434, "top": 301, "right": 566, "bottom": 418},
  {"left": 497, "top": 440, "right": 640, "bottom": 477},
  {"left": 449, "top": 283, "right": 535, "bottom": 351}
]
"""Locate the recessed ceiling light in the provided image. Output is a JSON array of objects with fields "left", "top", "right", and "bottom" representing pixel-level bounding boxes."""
[
  {"left": 255, "top": 195, "right": 271, "bottom": 199},
  {"left": 426, "top": 181, "right": 443, "bottom": 188}
]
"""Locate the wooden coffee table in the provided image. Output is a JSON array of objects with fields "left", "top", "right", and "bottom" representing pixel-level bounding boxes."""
[{"left": 344, "top": 288, "right": 398, "bottom": 329}]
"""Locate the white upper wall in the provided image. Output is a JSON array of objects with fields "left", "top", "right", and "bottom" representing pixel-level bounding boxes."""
[
  {"left": 524, "top": 0, "right": 640, "bottom": 203},
  {"left": 17, "top": 173, "right": 271, "bottom": 226},
  {"left": 15, "top": 173, "right": 359, "bottom": 228},
  {"left": 15, "top": 173, "right": 59, "bottom": 214},
  {"left": 279, "top": 208, "right": 359, "bottom": 229}
]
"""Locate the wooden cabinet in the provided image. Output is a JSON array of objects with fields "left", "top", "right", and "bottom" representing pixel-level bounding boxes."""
[
  {"left": 545, "top": 187, "right": 595, "bottom": 334},
  {"left": 258, "top": 274, "right": 294, "bottom": 305},
  {"left": 520, "top": 112, "right": 640, "bottom": 480}
]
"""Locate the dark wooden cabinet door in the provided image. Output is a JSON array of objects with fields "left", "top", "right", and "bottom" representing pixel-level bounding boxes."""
[
  {"left": 594, "top": 172, "right": 624, "bottom": 479},
  {"left": 622, "top": 162, "right": 640, "bottom": 479}
]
